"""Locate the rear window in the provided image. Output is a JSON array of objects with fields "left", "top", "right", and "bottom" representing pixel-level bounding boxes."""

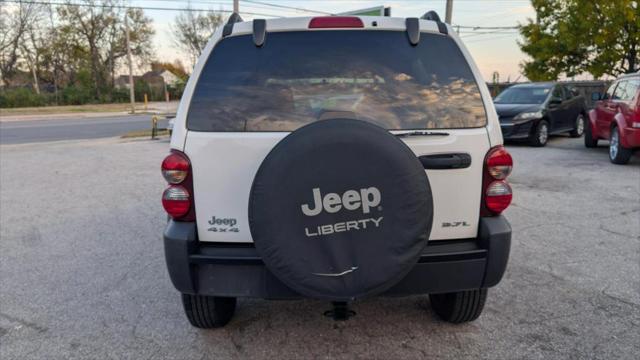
[{"left": 188, "top": 30, "right": 486, "bottom": 132}]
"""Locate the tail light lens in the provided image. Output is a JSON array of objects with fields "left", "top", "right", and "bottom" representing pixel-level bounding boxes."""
[
  {"left": 309, "top": 16, "right": 364, "bottom": 28},
  {"left": 486, "top": 147, "right": 512, "bottom": 179},
  {"left": 161, "top": 150, "right": 195, "bottom": 221},
  {"left": 162, "top": 152, "right": 190, "bottom": 184},
  {"left": 482, "top": 146, "right": 513, "bottom": 216},
  {"left": 162, "top": 186, "right": 191, "bottom": 218},
  {"left": 485, "top": 181, "right": 513, "bottom": 214}
]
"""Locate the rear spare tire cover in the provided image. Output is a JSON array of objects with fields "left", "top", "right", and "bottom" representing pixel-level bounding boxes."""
[{"left": 249, "top": 119, "right": 433, "bottom": 300}]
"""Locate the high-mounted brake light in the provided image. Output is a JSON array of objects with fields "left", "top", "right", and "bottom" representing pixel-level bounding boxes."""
[
  {"left": 481, "top": 146, "right": 513, "bottom": 216},
  {"left": 309, "top": 16, "right": 364, "bottom": 29},
  {"left": 161, "top": 150, "right": 195, "bottom": 221}
]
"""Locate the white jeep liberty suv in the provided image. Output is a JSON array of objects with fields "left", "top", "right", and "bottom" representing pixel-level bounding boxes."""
[{"left": 161, "top": 11, "right": 513, "bottom": 328}]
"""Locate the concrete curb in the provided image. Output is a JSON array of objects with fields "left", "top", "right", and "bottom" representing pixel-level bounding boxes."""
[{"left": 0, "top": 110, "right": 174, "bottom": 122}]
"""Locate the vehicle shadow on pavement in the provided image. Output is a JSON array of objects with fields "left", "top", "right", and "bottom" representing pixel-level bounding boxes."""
[
  {"left": 200, "top": 295, "right": 483, "bottom": 359},
  {"left": 505, "top": 137, "right": 640, "bottom": 165}
]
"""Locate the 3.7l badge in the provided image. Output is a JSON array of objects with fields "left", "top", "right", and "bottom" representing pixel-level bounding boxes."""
[{"left": 442, "top": 221, "right": 470, "bottom": 228}]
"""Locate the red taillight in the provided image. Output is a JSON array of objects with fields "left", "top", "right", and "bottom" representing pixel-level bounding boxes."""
[
  {"left": 162, "top": 152, "right": 190, "bottom": 184},
  {"left": 161, "top": 150, "right": 195, "bottom": 221},
  {"left": 485, "top": 181, "right": 513, "bottom": 214},
  {"left": 309, "top": 16, "right": 364, "bottom": 29},
  {"left": 162, "top": 186, "right": 191, "bottom": 218},
  {"left": 482, "top": 146, "right": 513, "bottom": 216},
  {"left": 486, "top": 147, "right": 513, "bottom": 179}
]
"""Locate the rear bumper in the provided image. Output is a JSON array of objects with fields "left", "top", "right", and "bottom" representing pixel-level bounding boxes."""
[
  {"left": 164, "top": 216, "right": 511, "bottom": 298},
  {"left": 501, "top": 120, "right": 534, "bottom": 140}
]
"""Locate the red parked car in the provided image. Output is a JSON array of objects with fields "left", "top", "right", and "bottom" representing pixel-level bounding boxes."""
[{"left": 586, "top": 73, "right": 640, "bottom": 164}]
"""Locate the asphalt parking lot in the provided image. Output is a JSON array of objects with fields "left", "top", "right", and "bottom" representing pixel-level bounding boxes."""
[{"left": 1, "top": 135, "right": 638, "bottom": 359}]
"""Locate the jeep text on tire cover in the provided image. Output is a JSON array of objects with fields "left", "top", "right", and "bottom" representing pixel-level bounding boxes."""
[{"left": 301, "top": 187, "right": 381, "bottom": 216}]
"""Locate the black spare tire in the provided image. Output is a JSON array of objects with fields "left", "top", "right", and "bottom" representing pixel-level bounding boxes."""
[{"left": 249, "top": 119, "right": 433, "bottom": 301}]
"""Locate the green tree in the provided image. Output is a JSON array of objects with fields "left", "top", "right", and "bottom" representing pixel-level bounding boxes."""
[
  {"left": 519, "top": 0, "right": 640, "bottom": 80},
  {"left": 56, "top": 0, "right": 154, "bottom": 99}
]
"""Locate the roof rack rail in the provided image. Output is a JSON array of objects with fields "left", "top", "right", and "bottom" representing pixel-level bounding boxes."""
[
  {"left": 421, "top": 11, "right": 441, "bottom": 22},
  {"left": 421, "top": 11, "right": 448, "bottom": 35},
  {"left": 223, "top": 12, "right": 243, "bottom": 37}
]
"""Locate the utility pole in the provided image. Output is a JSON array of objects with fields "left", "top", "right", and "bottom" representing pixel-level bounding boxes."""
[
  {"left": 445, "top": 0, "right": 453, "bottom": 24},
  {"left": 125, "top": 10, "right": 135, "bottom": 114},
  {"left": 233, "top": 0, "right": 239, "bottom": 13}
]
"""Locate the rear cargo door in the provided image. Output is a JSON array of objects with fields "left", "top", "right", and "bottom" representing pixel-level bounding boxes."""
[{"left": 183, "top": 29, "right": 491, "bottom": 243}]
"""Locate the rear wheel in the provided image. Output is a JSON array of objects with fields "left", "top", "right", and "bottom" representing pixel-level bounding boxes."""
[
  {"left": 181, "top": 294, "right": 236, "bottom": 328},
  {"left": 569, "top": 114, "right": 585, "bottom": 138},
  {"left": 609, "top": 126, "right": 633, "bottom": 165},
  {"left": 429, "top": 288, "right": 487, "bottom": 323},
  {"left": 529, "top": 120, "right": 549, "bottom": 147},
  {"left": 584, "top": 120, "right": 598, "bottom": 148}
]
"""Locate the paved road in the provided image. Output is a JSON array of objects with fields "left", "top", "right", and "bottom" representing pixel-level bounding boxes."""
[
  {"left": 0, "top": 136, "right": 638, "bottom": 359},
  {"left": 0, "top": 115, "right": 168, "bottom": 144}
]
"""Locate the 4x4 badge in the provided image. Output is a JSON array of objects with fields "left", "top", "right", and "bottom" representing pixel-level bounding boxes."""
[{"left": 208, "top": 216, "right": 239, "bottom": 233}]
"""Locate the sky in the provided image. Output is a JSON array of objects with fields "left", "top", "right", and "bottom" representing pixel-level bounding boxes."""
[{"left": 133, "top": 0, "right": 536, "bottom": 81}]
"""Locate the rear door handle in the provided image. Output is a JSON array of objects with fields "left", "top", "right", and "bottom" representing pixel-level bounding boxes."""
[{"left": 419, "top": 153, "right": 472, "bottom": 169}]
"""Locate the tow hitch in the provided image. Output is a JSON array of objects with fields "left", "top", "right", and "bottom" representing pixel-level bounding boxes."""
[{"left": 324, "top": 302, "right": 356, "bottom": 321}]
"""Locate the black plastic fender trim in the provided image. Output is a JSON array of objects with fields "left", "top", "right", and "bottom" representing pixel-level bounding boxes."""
[
  {"left": 478, "top": 216, "right": 512, "bottom": 287},
  {"left": 163, "top": 221, "right": 198, "bottom": 294}
]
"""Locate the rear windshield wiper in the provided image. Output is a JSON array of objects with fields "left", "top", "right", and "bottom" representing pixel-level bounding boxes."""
[{"left": 394, "top": 130, "right": 450, "bottom": 138}]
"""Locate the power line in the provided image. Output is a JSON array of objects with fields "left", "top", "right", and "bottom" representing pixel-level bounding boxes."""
[
  {"left": 455, "top": 25, "right": 519, "bottom": 29},
  {"left": 241, "top": 0, "right": 330, "bottom": 15},
  {"left": 4, "top": 0, "right": 524, "bottom": 28},
  {"left": 459, "top": 30, "right": 519, "bottom": 34},
  {"left": 1, "top": 0, "right": 282, "bottom": 17},
  {"left": 135, "top": 0, "right": 331, "bottom": 15},
  {"left": 464, "top": 33, "right": 517, "bottom": 43},
  {"left": 129, "top": 0, "right": 326, "bottom": 16}
]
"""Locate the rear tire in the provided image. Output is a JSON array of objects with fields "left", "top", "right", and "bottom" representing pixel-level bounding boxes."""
[
  {"left": 584, "top": 120, "right": 598, "bottom": 148},
  {"left": 181, "top": 294, "right": 236, "bottom": 328},
  {"left": 529, "top": 120, "right": 549, "bottom": 147},
  {"left": 609, "top": 126, "right": 633, "bottom": 165},
  {"left": 569, "top": 114, "right": 585, "bottom": 138},
  {"left": 429, "top": 288, "right": 487, "bottom": 323}
]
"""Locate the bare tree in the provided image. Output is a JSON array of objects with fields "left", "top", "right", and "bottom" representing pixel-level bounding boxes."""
[
  {"left": 20, "top": 4, "right": 51, "bottom": 94},
  {"left": 0, "top": 1, "right": 42, "bottom": 86},
  {"left": 171, "top": 7, "right": 224, "bottom": 66}
]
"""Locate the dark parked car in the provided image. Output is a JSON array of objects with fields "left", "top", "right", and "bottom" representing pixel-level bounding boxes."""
[{"left": 494, "top": 82, "right": 587, "bottom": 146}]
